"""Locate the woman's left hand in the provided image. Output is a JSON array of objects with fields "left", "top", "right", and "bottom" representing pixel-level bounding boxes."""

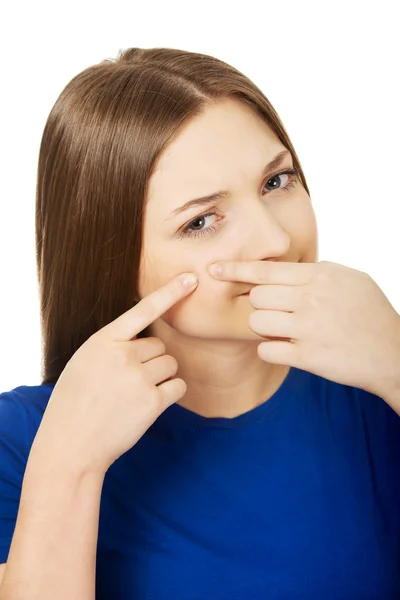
[{"left": 208, "top": 260, "right": 400, "bottom": 398}]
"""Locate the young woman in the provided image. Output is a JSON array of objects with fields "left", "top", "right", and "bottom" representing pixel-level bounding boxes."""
[{"left": 0, "top": 47, "right": 399, "bottom": 600}]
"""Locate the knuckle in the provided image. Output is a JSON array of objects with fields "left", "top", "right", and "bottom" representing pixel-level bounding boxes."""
[
  {"left": 131, "top": 364, "right": 149, "bottom": 387},
  {"left": 315, "top": 269, "right": 331, "bottom": 284},
  {"left": 109, "top": 342, "right": 127, "bottom": 363},
  {"left": 173, "top": 379, "right": 187, "bottom": 401},
  {"left": 152, "top": 337, "right": 166, "bottom": 355},
  {"left": 249, "top": 286, "right": 261, "bottom": 306},
  {"left": 302, "top": 289, "right": 320, "bottom": 308},
  {"left": 360, "top": 270, "right": 372, "bottom": 282},
  {"left": 163, "top": 280, "right": 180, "bottom": 303},
  {"left": 315, "top": 261, "right": 334, "bottom": 284},
  {"left": 179, "top": 379, "right": 188, "bottom": 398},
  {"left": 169, "top": 281, "right": 184, "bottom": 304},
  {"left": 167, "top": 355, "right": 178, "bottom": 374},
  {"left": 149, "top": 387, "right": 165, "bottom": 411},
  {"left": 136, "top": 298, "right": 157, "bottom": 322}
]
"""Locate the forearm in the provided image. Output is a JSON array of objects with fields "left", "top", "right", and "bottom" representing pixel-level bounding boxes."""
[{"left": 0, "top": 440, "right": 105, "bottom": 600}]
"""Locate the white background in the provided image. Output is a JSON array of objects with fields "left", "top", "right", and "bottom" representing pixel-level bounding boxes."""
[{"left": 0, "top": 1, "right": 399, "bottom": 391}]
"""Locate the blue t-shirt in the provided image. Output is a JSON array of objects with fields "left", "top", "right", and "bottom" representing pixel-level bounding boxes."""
[{"left": 0, "top": 366, "right": 400, "bottom": 599}]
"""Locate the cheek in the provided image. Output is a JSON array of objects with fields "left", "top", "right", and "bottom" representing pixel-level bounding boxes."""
[
  {"left": 297, "top": 204, "right": 319, "bottom": 261},
  {"left": 161, "top": 276, "right": 229, "bottom": 330},
  {"left": 139, "top": 229, "right": 236, "bottom": 291},
  {"left": 138, "top": 249, "right": 176, "bottom": 298},
  {"left": 138, "top": 247, "right": 229, "bottom": 303},
  {"left": 279, "top": 198, "right": 319, "bottom": 262}
]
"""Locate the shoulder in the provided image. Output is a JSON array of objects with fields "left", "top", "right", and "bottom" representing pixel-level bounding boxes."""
[
  {"left": 0, "top": 383, "right": 54, "bottom": 456},
  {"left": 298, "top": 367, "right": 400, "bottom": 446},
  {"left": 296, "top": 367, "right": 398, "bottom": 414},
  {"left": 0, "top": 384, "right": 54, "bottom": 565}
]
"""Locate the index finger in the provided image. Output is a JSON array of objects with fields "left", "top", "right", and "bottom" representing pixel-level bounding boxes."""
[
  {"left": 102, "top": 273, "right": 198, "bottom": 341},
  {"left": 208, "top": 260, "right": 313, "bottom": 285}
]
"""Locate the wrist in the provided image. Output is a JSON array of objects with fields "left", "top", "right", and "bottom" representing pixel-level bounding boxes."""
[{"left": 28, "top": 433, "right": 107, "bottom": 483}]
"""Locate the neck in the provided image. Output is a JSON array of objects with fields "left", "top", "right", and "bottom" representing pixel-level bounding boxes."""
[{"left": 149, "top": 321, "right": 291, "bottom": 419}]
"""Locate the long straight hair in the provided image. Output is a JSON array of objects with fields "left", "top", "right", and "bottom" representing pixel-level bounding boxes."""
[{"left": 35, "top": 47, "right": 311, "bottom": 385}]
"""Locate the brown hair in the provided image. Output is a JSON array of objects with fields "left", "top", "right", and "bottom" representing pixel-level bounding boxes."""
[{"left": 36, "top": 46, "right": 311, "bottom": 385}]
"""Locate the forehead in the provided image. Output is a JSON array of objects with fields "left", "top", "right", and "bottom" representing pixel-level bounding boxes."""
[{"left": 147, "top": 98, "right": 286, "bottom": 212}]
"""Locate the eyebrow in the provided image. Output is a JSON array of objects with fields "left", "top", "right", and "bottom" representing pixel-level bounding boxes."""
[{"left": 166, "top": 150, "right": 291, "bottom": 221}]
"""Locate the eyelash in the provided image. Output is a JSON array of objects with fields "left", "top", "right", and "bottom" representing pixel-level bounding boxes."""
[{"left": 177, "top": 168, "right": 300, "bottom": 240}]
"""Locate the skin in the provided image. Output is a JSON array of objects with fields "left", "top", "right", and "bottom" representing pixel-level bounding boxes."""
[{"left": 138, "top": 97, "right": 319, "bottom": 418}]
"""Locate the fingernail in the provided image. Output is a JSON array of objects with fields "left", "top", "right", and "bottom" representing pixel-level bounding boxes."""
[
  {"left": 181, "top": 273, "right": 198, "bottom": 288},
  {"left": 208, "top": 263, "right": 223, "bottom": 277}
]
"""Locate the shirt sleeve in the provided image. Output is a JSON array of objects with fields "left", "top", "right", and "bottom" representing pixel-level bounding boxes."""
[{"left": 0, "top": 388, "right": 44, "bottom": 564}]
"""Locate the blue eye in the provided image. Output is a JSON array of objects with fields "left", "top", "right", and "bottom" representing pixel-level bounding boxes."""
[
  {"left": 263, "top": 168, "right": 298, "bottom": 193},
  {"left": 177, "top": 211, "right": 219, "bottom": 241}
]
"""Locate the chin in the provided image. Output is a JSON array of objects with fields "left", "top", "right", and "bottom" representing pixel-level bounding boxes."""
[
  {"left": 165, "top": 316, "right": 264, "bottom": 343},
  {"left": 162, "top": 296, "right": 264, "bottom": 341}
]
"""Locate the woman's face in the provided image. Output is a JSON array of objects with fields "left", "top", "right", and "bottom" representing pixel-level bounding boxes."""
[{"left": 138, "top": 97, "right": 318, "bottom": 341}]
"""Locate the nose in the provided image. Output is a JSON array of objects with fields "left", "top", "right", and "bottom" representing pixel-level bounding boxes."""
[{"left": 241, "top": 202, "right": 291, "bottom": 260}]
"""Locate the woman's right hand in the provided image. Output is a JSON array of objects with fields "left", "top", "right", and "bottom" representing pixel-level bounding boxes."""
[{"left": 31, "top": 272, "right": 198, "bottom": 476}]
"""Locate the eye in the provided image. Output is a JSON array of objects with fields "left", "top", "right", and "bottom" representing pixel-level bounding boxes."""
[
  {"left": 263, "top": 168, "right": 299, "bottom": 194},
  {"left": 176, "top": 167, "right": 300, "bottom": 241},
  {"left": 187, "top": 213, "right": 216, "bottom": 231},
  {"left": 177, "top": 211, "right": 220, "bottom": 240}
]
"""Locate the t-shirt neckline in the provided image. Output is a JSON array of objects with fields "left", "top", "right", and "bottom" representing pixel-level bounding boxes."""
[{"left": 159, "top": 366, "right": 301, "bottom": 430}]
